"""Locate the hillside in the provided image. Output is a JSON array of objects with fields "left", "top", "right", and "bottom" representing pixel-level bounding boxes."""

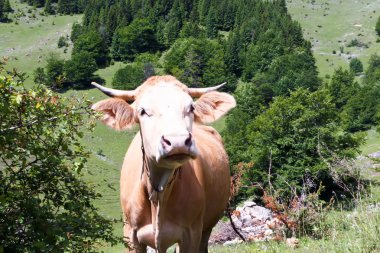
[
  {"left": 287, "top": 0, "right": 380, "bottom": 77},
  {"left": 1, "top": 0, "right": 380, "bottom": 252},
  {"left": 0, "top": 1, "right": 81, "bottom": 83}
]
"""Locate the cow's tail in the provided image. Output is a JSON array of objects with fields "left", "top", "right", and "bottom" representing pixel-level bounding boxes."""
[{"left": 226, "top": 203, "right": 246, "bottom": 242}]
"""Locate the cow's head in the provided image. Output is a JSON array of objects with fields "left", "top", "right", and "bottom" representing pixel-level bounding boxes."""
[{"left": 91, "top": 75, "right": 236, "bottom": 169}]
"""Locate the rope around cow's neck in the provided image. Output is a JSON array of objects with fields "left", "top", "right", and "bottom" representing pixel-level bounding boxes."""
[{"left": 139, "top": 129, "right": 180, "bottom": 203}]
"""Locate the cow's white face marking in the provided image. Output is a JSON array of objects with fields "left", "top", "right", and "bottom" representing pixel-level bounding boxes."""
[{"left": 137, "top": 84, "right": 198, "bottom": 169}]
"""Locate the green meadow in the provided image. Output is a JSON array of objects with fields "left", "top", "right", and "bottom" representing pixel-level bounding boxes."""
[{"left": 287, "top": 0, "right": 380, "bottom": 78}]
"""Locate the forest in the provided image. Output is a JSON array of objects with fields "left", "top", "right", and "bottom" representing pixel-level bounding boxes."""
[{"left": 1, "top": 0, "right": 380, "bottom": 251}]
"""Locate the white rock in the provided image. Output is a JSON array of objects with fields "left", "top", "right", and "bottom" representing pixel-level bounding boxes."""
[
  {"left": 264, "top": 229, "right": 273, "bottom": 236},
  {"left": 246, "top": 206, "right": 271, "bottom": 220},
  {"left": 369, "top": 151, "right": 380, "bottom": 158},
  {"left": 231, "top": 216, "right": 242, "bottom": 228},
  {"left": 242, "top": 226, "right": 257, "bottom": 233},
  {"left": 241, "top": 214, "right": 252, "bottom": 225},
  {"left": 223, "top": 237, "right": 243, "bottom": 246},
  {"left": 286, "top": 237, "right": 300, "bottom": 248},
  {"left": 243, "top": 201, "right": 257, "bottom": 207}
]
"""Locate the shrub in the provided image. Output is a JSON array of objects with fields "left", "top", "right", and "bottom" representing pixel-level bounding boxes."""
[
  {"left": 164, "top": 38, "right": 234, "bottom": 91},
  {"left": 0, "top": 63, "right": 117, "bottom": 251},
  {"left": 111, "top": 18, "right": 159, "bottom": 61},
  {"left": 57, "top": 35, "right": 68, "bottom": 48},
  {"left": 225, "top": 88, "right": 364, "bottom": 201},
  {"left": 64, "top": 51, "right": 97, "bottom": 84},
  {"left": 349, "top": 58, "right": 363, "bottom": 75},
  {"left": 112, "top": 64, "right": 145, "bottom": 90},
  {"left": 44, "top": 53, "right": 65, "bottom": 89},
  {"left": 72, "top": 31, "right": 108, "bottom": 67},
  {"left": 347, "top": 39, "right": 368, "bottom": 48}
]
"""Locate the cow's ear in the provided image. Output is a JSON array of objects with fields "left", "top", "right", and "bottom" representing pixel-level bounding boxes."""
[
  {"left": 194, "top": 91, "right": 236, "bottom": 124},
  {"left": 91, "top": 98, "right": 136, "bottom": 130}
]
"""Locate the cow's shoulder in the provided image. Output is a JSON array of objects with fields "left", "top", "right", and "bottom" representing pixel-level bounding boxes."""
[{"left": 194, "top": 124, "right": 222, "bottom": 143}]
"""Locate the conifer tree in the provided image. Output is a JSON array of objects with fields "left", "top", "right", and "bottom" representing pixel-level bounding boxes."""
[
  {"left": 3, "top": 0, "right": 12, "bottom": 13},
  {"left": 44, "top": 0, "right": 54, "bottom": 14}
]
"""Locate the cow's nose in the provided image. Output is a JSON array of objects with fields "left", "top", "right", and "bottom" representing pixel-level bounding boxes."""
[
  {"left": 161, "top": 135, "right": 172, "bottom": 148},
  {"left": 161, "top": 133, "right": 192, "bottom": 150},
  {"left": 185, "top": 133, "right": 192, "bottom": 147}
]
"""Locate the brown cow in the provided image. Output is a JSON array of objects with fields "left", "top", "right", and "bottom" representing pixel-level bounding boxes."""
[{"left": 91, "top": 75, "right": 236, "bottom": 252}]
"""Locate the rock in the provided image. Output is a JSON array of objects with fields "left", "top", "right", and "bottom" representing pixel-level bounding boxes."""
[
  {"left": 231, "top": 216, "right": 242, "bottom": 228},
  {"left": 243, "top": 201, "right": 257, "bottom": 208},
  {"left": 264, "top": 229, "right": 273, "bottom": 236},
  {"left": 246, "top": 206, "right": 271, "bottom": 221},
  {"left": 241, "top": 214, "right": 251, "bottom": 225},
  {"left": 223, "top": 237, "right": 243, "bottom": 246},
  {"left": 369, "top": 151, "right": 380, "bottom": 159},
  {"left": 286, "top": 237, "right": 300, "bottom": 248},
  {"left": 242, "top": 226, "right": 257, "bottom": 233}
]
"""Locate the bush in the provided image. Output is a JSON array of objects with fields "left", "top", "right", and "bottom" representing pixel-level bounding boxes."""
[
  {"left": 347, "top": 39, "right": 368, "bottom": 48},
  {"left": 164, "top": 38, "right": 235, "bottom": 91},
  {"left": 111, "top": 18, "right": 159, "bottom": 61},
  {"left": 349, "top": 58, "right": 363, "bottom": 75},
  {"left": 72, "top": 31, "right": 108, "bottom": 67},
  {"left": 70, "top": 22, "right": 83, "bottom": 42},
  {"left": 376, "top": 16, "right": 380, "bottom": 36},
  {"left": 64, "top": 51, "right": 97, "bottom": 84},
  {"left": 224, "top": 88, "right": 364, "bottom": 201},
  {"left": 44, "top": 53, "right": 65, "bottom": 89},
  {"left": 112, "top": 64, "right": 145, "bottom": 90},
  {"left": 57, "top": 35, "right": 68, "bottom": 48},
  {"left": 0, "top": 64, "right": 117, "bottom": 251}
]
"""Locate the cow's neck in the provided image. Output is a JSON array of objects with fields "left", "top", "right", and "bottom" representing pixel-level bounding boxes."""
[
  {"left": 143, "top": 158, "right": 179, "bottom": 248},
  {"left": 143, "top": 157, "right": 179, "bottom": 205}
]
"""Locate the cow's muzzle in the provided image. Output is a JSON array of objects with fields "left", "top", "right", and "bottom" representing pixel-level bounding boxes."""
[{"left": 157, "top": 133, "right": 198, "bottom": 163}]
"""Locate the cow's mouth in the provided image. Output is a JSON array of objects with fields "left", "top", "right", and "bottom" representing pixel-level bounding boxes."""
[
  {"left": 156, "top": 145, "right": 198, "bottom": 165},
  {"left": 165, "top": 153, "right": 193, "bottom": 161}
]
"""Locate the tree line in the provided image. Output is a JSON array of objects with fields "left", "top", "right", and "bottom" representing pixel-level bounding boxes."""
[
  {"left": 31, "top": 0, "right": 380, "bottom": 201},
  {"left": 34, "top": 0, "right": 380, "bottom": 202}
]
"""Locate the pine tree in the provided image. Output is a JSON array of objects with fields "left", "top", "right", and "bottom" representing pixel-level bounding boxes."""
[
  {"left": 3, "top": 0, "right": 12, "bottom": 13},
  {"left": 0, "top": 0, "right": 4, "bottom": 21},
  {"left": 44, "top": 0, "right": 54, "bottom": 14},
  {"left": 224, "top": 30, "right": 242, "bottom": 76},
  {"left": 205, "top": 6, "right": 218, "bottom": 38}
]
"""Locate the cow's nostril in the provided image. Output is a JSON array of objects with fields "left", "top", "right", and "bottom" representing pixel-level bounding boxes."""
[
  {"left": 185, "top": 133, "right": 192, "bottom": 147},
  {"left": 161, "top": 135, "right": 171, "bottom": 147}
]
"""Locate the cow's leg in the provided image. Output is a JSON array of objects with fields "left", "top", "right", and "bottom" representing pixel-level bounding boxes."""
[
  {"left": 198, "top": 228, "right": 212, "bottom": 253},
  {"left": 123, "top": 221, "right": 147, "bottom": 253},
  {"left": 176, "top": 227, "right": 202, "bottom": 253}
]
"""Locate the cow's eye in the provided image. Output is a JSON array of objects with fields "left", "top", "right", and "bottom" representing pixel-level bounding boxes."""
[{"left": 140, "top": 108, "right": 147, "bottom": 116}]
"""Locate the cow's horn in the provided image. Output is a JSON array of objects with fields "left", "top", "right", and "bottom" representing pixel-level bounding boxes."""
[
  {"left": 188, "top": 82, "right": 226, "bottom": 97},
  {"left": 91, "top": 82, "right": 136, "bottom": 101}
]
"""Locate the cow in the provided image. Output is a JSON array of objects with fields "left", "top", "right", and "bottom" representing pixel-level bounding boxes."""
[{"left": 91, "top": 75, "right": 236, "bottom": 252}]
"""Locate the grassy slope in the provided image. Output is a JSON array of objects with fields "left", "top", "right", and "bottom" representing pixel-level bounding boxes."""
[
  {"left": 0, "top": 1, "right": 81, "bottom": 84},
  {"left": 286, "top": 0, "right": 380, "bottom": 78}
]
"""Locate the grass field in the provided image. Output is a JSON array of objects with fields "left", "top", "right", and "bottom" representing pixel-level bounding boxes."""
[
  {"left": 2, "top": 0, "right": 380, "bottom": 252},
  {"left": 0, "top": 0, "right": 80, "bottom": 84},
  {"left": 287, "top": 0, "right": 380, "bottom": 78}
]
